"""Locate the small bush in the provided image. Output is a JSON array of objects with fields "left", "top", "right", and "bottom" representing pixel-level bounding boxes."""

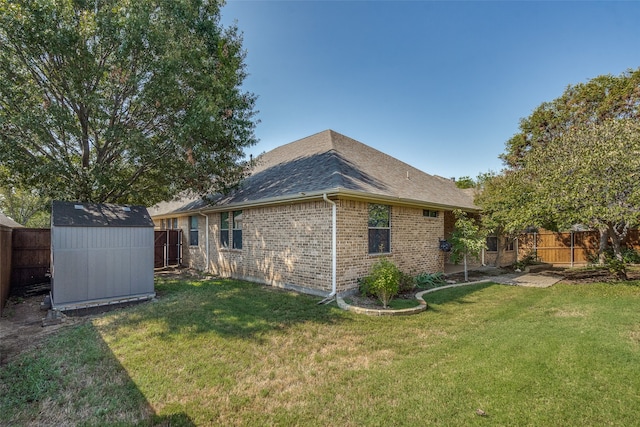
[
  {"left": 604, "top": 254, "right": 628, "bottom": 281},
  {"left": 358, "top": 276, "right": 375, "bottom": 298},
  {"left": 514, "top": 251, "right": 539, "bottom": 270},
  {"left": 620, "top": 247, "right": 640, "bottom": 264},
  {"left": 398, "top": 271, "right": 416, "bottom": 294},
  {"left": 415, "top": 272, "right": 446, "bottom": 289},
  {"left": 359, "top": 258, "right": 400, "bottom": 308}
]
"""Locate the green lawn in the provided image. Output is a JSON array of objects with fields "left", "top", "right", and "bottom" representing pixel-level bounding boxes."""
[{"left": 2, "top": 276, "right": 640, "bottom": 426}]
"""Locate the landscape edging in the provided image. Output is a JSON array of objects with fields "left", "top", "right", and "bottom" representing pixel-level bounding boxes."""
[{"left": 337, "top": 279, "right": 491, "bottom": 316}]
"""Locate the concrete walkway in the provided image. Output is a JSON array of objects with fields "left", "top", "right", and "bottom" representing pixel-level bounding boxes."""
[
  {"left": 488, "top": 272, "right": 562, "bottom": 288},
  {"left": 444, "top": 264, "right": 563, "bottom": 288}
]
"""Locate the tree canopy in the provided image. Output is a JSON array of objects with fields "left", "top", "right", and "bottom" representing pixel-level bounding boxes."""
[
  {"left": 477, "top": 69, "right": 640, "bottom": 263},
  {"left": 0, "top": 0, "right": 257, "bottom": 206},
  {"left": 502, "top": 68, "right": 640, "bottom": 169}
]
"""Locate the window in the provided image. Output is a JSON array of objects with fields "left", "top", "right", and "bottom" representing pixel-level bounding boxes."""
[
  {"left": 368, "top": 204, "right": 390, "bottom": 254},
  {"left": 162, "top": 218, "right": 178, "bottom": 229},
  {"left": 220, "top": 212, "right": 229, "bottom": 248},
  {"left": 189, "top": 216, "right": 198, "bottom": 246},
  {"left": 423, "top": 209, "right": 439, "bottom": 218},
  {"left": 486, "top": 236, "right": 498, "bottom": 252},
  {"left": 505, "top": 238, "right": 515, "bottom": 252},
  {"left": 232, "top": 210, "right": 243, "bottom": 249}
]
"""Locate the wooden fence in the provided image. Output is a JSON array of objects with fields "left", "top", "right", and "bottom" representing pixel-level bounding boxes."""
[
  {"left": 11, "top": 228, "right": 51, "bottom": 294},
  {"left": 0, "top": 225, "right": 12, "bottom": 316},
  {"left": 518, "top": 230, "right": 640, "bottom": 266}
]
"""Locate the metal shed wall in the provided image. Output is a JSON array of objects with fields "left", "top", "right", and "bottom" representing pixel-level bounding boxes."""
[
  {"left": 50, "top": 201, "right": 154, "bottom": 308},
  {"left": 52, "top": 226, "right": 154, "bottom": 306}
]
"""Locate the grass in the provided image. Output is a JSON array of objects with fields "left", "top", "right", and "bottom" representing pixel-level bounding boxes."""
[{"left": 2, "top": 276, "right": 640, "bottom": 426}]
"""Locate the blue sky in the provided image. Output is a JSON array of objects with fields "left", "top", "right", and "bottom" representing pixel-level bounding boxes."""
[{"left": 221, "top": 1, "right": 640, "bottom": 180}]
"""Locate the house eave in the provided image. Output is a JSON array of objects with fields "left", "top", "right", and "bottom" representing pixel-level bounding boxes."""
[{"left": 151, "top": 187, "right": 479, "bottom": 219}]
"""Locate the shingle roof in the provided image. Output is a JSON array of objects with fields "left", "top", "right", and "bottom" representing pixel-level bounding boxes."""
[
  {"left": 149, "top": 130, "right": 477, "bottom": 216},
  {"left": 52, "top": 201, "right": 154, "bottom": 227},
  {"left": 0, "top": 212, "right": 23, "bottom": 228}
]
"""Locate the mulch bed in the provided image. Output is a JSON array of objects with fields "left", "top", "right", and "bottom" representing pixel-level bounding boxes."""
[{"left": 345, "top": 265, "right": 640, "bottom": 310}]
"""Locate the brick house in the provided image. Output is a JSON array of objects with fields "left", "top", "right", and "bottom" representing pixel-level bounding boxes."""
[{"left": 148, "top": 130, "right": 492, "bottom": 296}]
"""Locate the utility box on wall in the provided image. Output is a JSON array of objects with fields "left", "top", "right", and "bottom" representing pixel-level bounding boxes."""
[{"left": 51, "top": 201, "right": 155, "bottom": 310}]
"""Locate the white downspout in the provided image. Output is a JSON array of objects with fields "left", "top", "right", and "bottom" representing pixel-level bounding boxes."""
[
  {"left": 199, "top": 213, "right": 209, "bottom": 272},
  {"left": 321, "top": 194, "right": 337, "bottom": 302}
]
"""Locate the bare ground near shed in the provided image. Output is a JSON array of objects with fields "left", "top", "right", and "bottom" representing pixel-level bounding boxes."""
[{"left": 0, "top": 267, "right": 210, "bottom": 366}]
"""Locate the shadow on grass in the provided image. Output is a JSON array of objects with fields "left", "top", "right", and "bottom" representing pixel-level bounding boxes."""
[
  {"left": 423, "top": 282, "right": 496, "bottom": 312},
  {"left": 117, "top": 277, "right": 344, "bottom": 343},
  {"left": 0, "top": 321, "right": 196, "bottom": 426}
]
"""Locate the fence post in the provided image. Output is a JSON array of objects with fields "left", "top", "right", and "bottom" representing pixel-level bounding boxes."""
[{"left": 570, "top": 231, "right": 574, "bottom": 267}]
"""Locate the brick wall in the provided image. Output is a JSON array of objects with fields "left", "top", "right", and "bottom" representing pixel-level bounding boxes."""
[
  {"left": 336, "top": 200, "right": 444, "bottom": 292},
  {"left": 160, "top": 198, "right": 450, "bottom": 295}
]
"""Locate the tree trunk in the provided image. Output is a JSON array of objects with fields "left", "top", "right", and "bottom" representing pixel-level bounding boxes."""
[
  {"left": 598, "top": 227, "right": 609, "bottom": 265},
  {"left": 608, "top": 222, "right": 629, "bottom": 261},
  {"left": 463, "top": 253, "right": 468, "bottom": 282}
]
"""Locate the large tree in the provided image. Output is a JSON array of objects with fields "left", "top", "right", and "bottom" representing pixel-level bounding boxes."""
[
  {"left": 0, "top": 0, "right": 257, "bottom": 205},
  {"left": 502, "top": 68, "right": 640, "bottom": 169},
  {"left": 478, "top": 69, "right": 640, "bottom": 264},
  {"left": 526, "top": 119, "right": 640, "bottom": 262}
]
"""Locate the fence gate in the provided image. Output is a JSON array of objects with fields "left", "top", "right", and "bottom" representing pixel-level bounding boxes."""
[
  {"left": 154, "top": 230, "right": 182, "bottom": 268},
  {"left": 11, "top": 228, "right": 51, "bottom": 293}
]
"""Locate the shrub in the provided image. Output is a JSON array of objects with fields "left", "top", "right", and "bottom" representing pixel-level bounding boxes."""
[
  {"left": 358, "top": 275, "right": 375, "bottom": 298},
  {"left": 621, "top": 247, "right": 640, "bottom": 264},
  {"left": 359, "top": 258, "right": 400, "bottom": 308},
  {"left": 398, "top": 271, "right": 416, "bottom": 294},
  {"left": 603, "top": 252, "right": 628, "bottom": 280},
  {"left": 514, "top": 251, "right": 539, "bottom": 270},
  {"left": 415, "top": 272, "right": 446, "bottom": 289}
]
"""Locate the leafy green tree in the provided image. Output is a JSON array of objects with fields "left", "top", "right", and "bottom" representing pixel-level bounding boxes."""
[
  {"left": 502, "top": 68, "right": 640, "bottom": 169},
  {"left": 0, "top": 167, "right": 50, "bottom": 227},
  {"left": 0, "top": 186, "right": 50, "bottom": 227},
  {"left": 525, "top": 119, "right": 640, "bottom": 266},
  {"left": 449, "top": 210, "right": 487, "bottom": 282},
  {"left": 454, "top": 176, "right": 475, "bottom": 189},
  {"left": 479, "top": 70, "right": 640, "bottom": 269},
  {"left": 0, "top": 0, "right": 257, "bottom": 206}
]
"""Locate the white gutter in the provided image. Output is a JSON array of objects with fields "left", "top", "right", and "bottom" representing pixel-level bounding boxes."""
[
  {"left": 321, "top": 193, "right": 337, "bottom": 302},
  {"left": 199, "top": 213, "right": 209, "bottom": 272}
]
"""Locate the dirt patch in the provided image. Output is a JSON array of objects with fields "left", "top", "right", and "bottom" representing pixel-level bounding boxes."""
[
  {"left": 555, "top": 266, "right": 640, "bottom": 284},
  {"left": 0, "top": 267, "right": 206, "bottom": 366},
  {"left": 0, "top": 295, "right": 88, "bottom": 366}
]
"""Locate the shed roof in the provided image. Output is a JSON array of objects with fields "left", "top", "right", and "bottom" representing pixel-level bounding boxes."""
[
  {"left": 0, "top": 212, "right": 23, "bottom": 228},
  {"left": 149, "top": 130, "right": 478, "bottom": 216},
  {"left": 52, "top": 201, "right": 154, "bottom": 227}
]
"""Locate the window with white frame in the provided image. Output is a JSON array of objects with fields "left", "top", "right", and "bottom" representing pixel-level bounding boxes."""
[
  {"left": 423, "top": 209, "right": 439, "bottom": 218},
  {"left": 232, "top": 210, "right": 243, "bottom": 249},
  {"left": 220, "top": 212, "right": 229, "bottom": 248},
  {"left": 368, "top": 204, "right": 390, "bottom": 254},
  {"left": 189, "top": 216, "right": 198, "bottom": 246}
]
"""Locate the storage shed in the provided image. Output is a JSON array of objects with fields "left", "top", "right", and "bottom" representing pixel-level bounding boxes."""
[{"left": 51, "top": 201, "right": 155, "bottom": 310}]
